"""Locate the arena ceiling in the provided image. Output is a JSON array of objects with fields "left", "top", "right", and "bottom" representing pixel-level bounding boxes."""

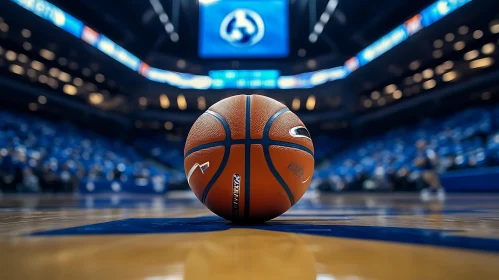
[{"left": 46, "top": 0, "right": 435, "bottom": 70}]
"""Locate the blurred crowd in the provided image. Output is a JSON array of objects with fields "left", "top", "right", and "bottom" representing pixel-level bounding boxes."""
[
  {"left": 0, "top": 110, "right": 169, "bottom": 193},
  {"left": 313, "top": 105, "right": 499, "bottom": 192}
]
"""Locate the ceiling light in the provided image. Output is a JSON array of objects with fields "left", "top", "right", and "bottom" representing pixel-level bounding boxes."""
[
  {"left": 58, "top": 72, "right": 71, "bottom": 83},
  {"left": 490, "top": 20, "right": 499, "bottom": 34},
  {"left": 0, "top": 23, "right": 8, "bottom": 32},
  {"left": 458, "top": 26, "right": 469, "bottom": 35},
  {"left": 422, "top": 69, "right": 434, "bottom": 79},
  {"left": 482, "top": 43, "right": 495, "bottom": 55},
  {"left": 453, "top": 41, "right": 465, "bottom": 51},
  {"left": 442, "top": 60, "right": 454, "bottom": 70},
  {"left": 49, "top": 67, "right": 60, "bottom": 77},
  {"left": 73, "top": 77, "right": 83, "bottom": 87},
  {"left": 423, "top": 79, "right": 436, "bottom": 90},
  {"left": 95, "top": 73, "right": 105, "bottom": 83},
  {"left": 363, "top": 99, "right": 372, "bottom": 108},
  {"left": 393, "top": 90, "right": 402, "bottom": 99},
  {"left": 5, "top": 50, "right": 16, "bottom": 61},
  {"left": 197, "top": 96, "right": 206, "bottom": 110},
  {"left": 21, "top": 29, "right": 31, "bottom": 38},
  {"left": 22, "top": 42, "right": 32, "bottom": 51},
  {"left": 445, "top": 33, "right": 455, "bottom": 42},
  {"left": 89, "top": 92, "right": 104, "bottom": 104},
  {"left": 433, "top": 50, "right": 443, "bottom": 59},
  {"left": 377, "top": 98, "right": 386, "bottom": 106},
  {"left": 63, "top": 84, "right": 77, "bottom": 95},
  {"left": 139, "top": 97, "right": 148, "bottom": 107},
  {"left": 413, "top": 73, "right": 422, "bottom": 83},
  {"left": 409, "top": 60, "right": 421, "bottom": 70},
  {"left": 31, "top": 60, "right": 44, "bottom": 71},
  {"left": 164, "top": 121, "right": 173, "bottom": 130},
  {"left": 371, "top": 91, "right": 380, "bottom": 100},
  {"left": 18, "top": 54, "right": 28, "bottom": 63},
  {"left": 39, "top": 49, "right": 55, "bottom": 60},
  {"left": 28, "top": 103, "right": 38, "bottom": 111},
  {"left": 292, "top": 98, "right": 300, "bottom": 110},
  {"left": 307, "top": 59, "right": 317, "bottom": 69},
  {"left": 38, "top": 95, "right": 47, "bottom": 104},
  {"left": 464, "top": 50, "right": 479, "bottom": 61},
  {"left": 170, "top": 32, "right": 179, "bottom": 42},
  {"left": 9, "top": 64, "right": 24, "bottom": 75},
  {"left": 385, "top": 84, "right": 397, "bottom": 94},
  {"left": 470, "top": 57, "right": 494, "bottom": 69},
  {"left": 160, "top": 94, "right": 170, "bottom": 109},
  {"left": 177, "top": 94, "right": 187, "bottom": 110},
  {"left": 433, "top": 40, "right": 443, "bottom": 48},
  {"left": 442, "top": 71, "right": 457, "bottom": 82},
  {"left": 306, "top": 95, "right": 316, "bottom": 110},
  {"left": 309, "top": 33, "right": 318, "bottom": 43},
  {"left": 473, "top": 30, "right": 483, "bottom": 39},
  {"left": 38, "top": 75, "right": 48, "bottom": 84}
]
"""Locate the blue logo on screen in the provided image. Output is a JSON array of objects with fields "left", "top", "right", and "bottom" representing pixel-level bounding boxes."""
[{"left": 220, "top": 9, "right": 265, "bottom": 47}]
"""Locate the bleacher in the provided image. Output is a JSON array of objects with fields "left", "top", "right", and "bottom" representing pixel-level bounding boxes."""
[
  {"left": 0, "top": 110, "right": 169, "bottom": 194},
  {"left": 314, "top": 105, "right": 499, "bottom": 192}
]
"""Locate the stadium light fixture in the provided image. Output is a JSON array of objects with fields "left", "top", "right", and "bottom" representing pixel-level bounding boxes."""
[
  {"left": 490, "top": 20, "right": 499, "bottom": 34},
  {"left": 63, "top": 84, "right": 77, "bottom": 95},
  {"left": 5, "top": 51, "right": 17, "bottom": 61},
  {"left": 482, "top": 43, "right": 495, "bottom": 55},
  {"left": 309, "top": 0, "right": 338, "bottom": 43},
  {"left": 38, "top": 95, "right": 47, "bottom": 104},
  {"left": 363, "top": 99, "right": 372, "bottom": 108},
  {"left": 423, "top": 79, "right": 436, "bottom": 90},
  {"left": 442, "top": 71, "right": 457, "bottom": 82},
  {"left": 31, "top": 60, "right": 44, "bottom": 71},
  {"left": 21, "top": 29, "right": 31, "bottom": 38},
  {"left": 473, "top": 30, "right": 483, "bottom": 39},
  {"left": 160, "top": 94, "right": 170, "bottom": 109},
  {"left": 306, "top": 95, "right": 316, "bottom": 110},
  {"left": 28, "top": 103, "right": 38, "bottom": 111},
  {"left": 413, "top": 73, "right": 422, "bottom": 83},
  {"left": 164, "top": 121, "right": 173, "bottom": 130},
  {"left": 464, "top": 50, "right": 479, "bottom": 60},
  {"left": 458, "top": 26, "right": 469, "bottom": 35},
  {"left": 292, "top": 98, "right": 301, "bottom": 111},
  {"left": 9, "top": 64, "right": 24, "bottom": 75},
  {"left": 18, "top": 54, "right": 28, "bottom": 63},
  {"left": 453, "top": 41, "right": 465, "bottom": 51},
  {"left": 197, "top": 96, "right": 206, "bottom": 110},
  {"left": 89, "top": 93, "right": 104, "bottom": 104},
  {"left": 150, "top": 0, "right": 178, "bottom": 42},
  {"left": 40, "top": 49, "right": 55, "bottom": 60},
  {"left": 22, "top": 42, "right": 32, "bottom": 51},
  {"left": 470, "top": 57, "right": 494, "bottom": 69},
  {"left": 393, "top": 90, "right": 402, "bottom": 99},
  {"left": 177, "top": 94, "right": 187, "bottom": 110}
]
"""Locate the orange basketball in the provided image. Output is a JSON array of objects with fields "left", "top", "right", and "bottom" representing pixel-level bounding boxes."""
[{"left": 184, "top": 95, "right": 314, "bottom": 222}]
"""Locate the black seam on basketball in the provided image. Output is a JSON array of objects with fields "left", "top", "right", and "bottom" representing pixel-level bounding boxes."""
[
  {"left": 244, "top": 95, "right": 251, "bottom": 219},
  {"left": 201, "top": 111, "right": 232, "bottom": 204},
  {"left": 185, "top": 140, "right": 313, "bottom": 159}
]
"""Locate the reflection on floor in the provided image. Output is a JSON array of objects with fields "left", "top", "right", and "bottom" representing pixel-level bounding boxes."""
[{"left": 1, "top": 192, "right": 499, "bottom": 280}]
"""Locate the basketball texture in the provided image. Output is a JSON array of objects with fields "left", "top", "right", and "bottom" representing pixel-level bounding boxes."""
[{"left": 184, "top": 95, "right": 314, "bottom": 222}]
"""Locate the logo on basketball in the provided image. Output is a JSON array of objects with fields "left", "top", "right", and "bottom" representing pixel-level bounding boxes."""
[
  {"left": 220, "top": 9, "right": 265, "bottom": 47},
  {"left": 232, "top": 174, "right": 241, "bottom": 215}
]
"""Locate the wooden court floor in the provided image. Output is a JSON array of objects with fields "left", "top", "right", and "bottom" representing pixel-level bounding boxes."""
[{"left": 0, "top": 192, "right": 499, "bottom": 280}]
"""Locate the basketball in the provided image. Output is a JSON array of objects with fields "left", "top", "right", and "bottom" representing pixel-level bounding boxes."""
[{"left": 184, "top": 95, "right": 314, "bottom": 222}]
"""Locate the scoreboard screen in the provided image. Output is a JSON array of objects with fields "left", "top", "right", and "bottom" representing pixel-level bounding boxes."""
[{"left": 198, "top": 0, "right": 289, "bottom": 59}]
